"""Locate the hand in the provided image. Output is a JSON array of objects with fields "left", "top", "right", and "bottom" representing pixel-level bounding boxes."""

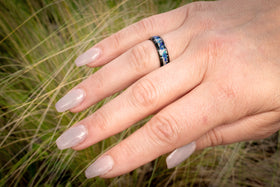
[{"left": 55, "top": 0, "right": 280, "bottom": 178}]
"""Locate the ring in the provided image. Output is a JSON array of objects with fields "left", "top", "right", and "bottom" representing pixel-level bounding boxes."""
[{"left": 149, "top": 36, "right": 170, "bottom": 66}]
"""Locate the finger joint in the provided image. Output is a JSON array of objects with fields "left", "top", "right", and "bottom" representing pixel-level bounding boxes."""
[
  {"left": 147, "top": 114, "right": 180, "bottom": 146},
  {"left": 94, "top": 111, "right": 110, "bottom": 131},
  {"left": 207, "top": 128, "right": 224, "bottom": 147},
  {"left": 131, "top": 78, "right": 159, "bottom": 108},
  {"left": 135, "top": 17, "right": 155, "bottom": 36},
  {"left": 110, "top": 32, "right": 123, "bottom": 49},
  {"left": 129, "top": 43, "right": 152, "bottom": 73}
]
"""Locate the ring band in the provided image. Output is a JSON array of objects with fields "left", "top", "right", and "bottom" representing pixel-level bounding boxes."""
[{"left": 149, "top": 36, "right": 170, "bottom": 66}]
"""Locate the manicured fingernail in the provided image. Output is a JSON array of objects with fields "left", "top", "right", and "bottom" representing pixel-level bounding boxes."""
[
  {"left": 85, "top": 155, "right": 114, "bottom": 178},
  {"left": 55, "top": 88, "right": 86, "bottom": 112},
  {"left": 75, "top": 47, "right": 101, "bottom": 66},
  {"left": 56, "top": 124, "right": 88, "bottom": 150},
  {"left": 166, "top": 142, "right": 196, "bottom": 169}
]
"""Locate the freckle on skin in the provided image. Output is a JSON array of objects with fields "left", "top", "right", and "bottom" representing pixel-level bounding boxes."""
[
  {"left": 225, "top": 88, "right": 236, "bottom": 98},
  {"left": 202, "top": 116, "right": 208, "bottom": 125}
]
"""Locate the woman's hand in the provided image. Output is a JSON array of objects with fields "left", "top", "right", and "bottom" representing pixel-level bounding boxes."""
[{"left": 55, "top": 0, "right": 280, "bottom": 178}]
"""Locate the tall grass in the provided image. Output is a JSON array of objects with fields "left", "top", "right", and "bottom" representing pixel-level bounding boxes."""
[{"left": 0, "top": 0, "right": 279, "bottom": 186}]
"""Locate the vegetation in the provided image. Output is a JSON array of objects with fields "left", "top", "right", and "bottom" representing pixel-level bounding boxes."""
[{"left": 0, "top": 0, "right": 279, "bottom": 186}]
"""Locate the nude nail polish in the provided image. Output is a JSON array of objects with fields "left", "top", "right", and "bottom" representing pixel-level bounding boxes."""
[
  {"left": 85, "top": 155, "right": 114, "bottom": 178},
  {"left": 75, "top": 48, "right": 101, "bottom": 66},
  {"left": 166, "top": 142, "right": 196, "bottom": 169},
  {"left": 55, "top": 88, "right": 86, "bottom": 112},
  {"left": 56, "top": 125, "right": 88, "bottom": 150}
]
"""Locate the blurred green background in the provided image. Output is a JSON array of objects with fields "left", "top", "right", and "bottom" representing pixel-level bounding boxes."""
[{"left": 0, "top": 0, "right": 279, "bottom": 186}]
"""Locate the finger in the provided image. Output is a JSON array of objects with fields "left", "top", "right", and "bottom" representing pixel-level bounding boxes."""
[
  {"left": 56, "top": 3, "right": 217, "bottom": 113},
  {"left": 84, "top": 82, "right": 247, "bottom": 178},
  {"left": 75, "top": 6, "right": 188, "bottom": 67},
  {"left": 68, "top": 27, "right": 193, "bottom": 113},
  {"left": 195, "top": 111, "right": 280, "bottom": 150},
  {"left": 166, "top": 111, "right": 280, "bottom": 169},
  {"left": 68, "top": 52, "right": 206, "bottom": 150}
]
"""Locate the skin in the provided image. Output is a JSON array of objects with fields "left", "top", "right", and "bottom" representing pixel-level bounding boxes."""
[{"left": 66, "top": 0, "right": 280, "bottom": 178}]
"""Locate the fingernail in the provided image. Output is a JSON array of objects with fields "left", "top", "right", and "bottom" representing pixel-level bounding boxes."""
[
  {"left": 75, "top": 47, "right": 101, "bottom": 66},
  {"left": 55, "top": 88, "right": 86, "bottom": 112},
  {"left": 85, "top": 155, "right": 114, "bottom": 178},
  {"left": 166, "top": 141, "right": 196, "bottom": 169},
  {"left": 56, "top": 124, "right": 88, "bottom": 150}
]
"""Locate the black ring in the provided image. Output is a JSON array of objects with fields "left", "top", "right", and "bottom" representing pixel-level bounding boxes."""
[{"left": 149, "top": 36, "right": 170, "bottom": 66}]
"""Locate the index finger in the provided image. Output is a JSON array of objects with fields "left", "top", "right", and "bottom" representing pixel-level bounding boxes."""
[{"left": 75, "top": 6, "right": 188, "bottom": 67}]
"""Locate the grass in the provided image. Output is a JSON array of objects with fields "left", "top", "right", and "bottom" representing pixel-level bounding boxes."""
[{"left": 0, "top": 0, "right": 279, "bottom": 186}]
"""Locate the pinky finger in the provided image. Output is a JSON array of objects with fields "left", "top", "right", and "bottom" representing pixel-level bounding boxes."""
[{"left": 166, "top": 111, "right": 280, "bottom": 168}]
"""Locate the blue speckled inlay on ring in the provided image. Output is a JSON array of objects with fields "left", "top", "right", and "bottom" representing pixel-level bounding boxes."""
[{"left": 149, "top": 36, "right": 170, "bottom": 66}]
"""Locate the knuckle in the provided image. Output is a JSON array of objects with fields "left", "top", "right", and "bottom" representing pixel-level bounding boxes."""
[
  {"left": 206, "top": 33, "right": 225, "bottom": 60},
  {"left": 191, "top": 1, "right": 206, "bottom": 11},
  {"left": 129, "top": 43, "right": 151, "bottom": 73},
  {"left": 187, "top": 1, "right": 210, "bottom": 15},
  {"left": 87, "top": 73, "right": 105, "bottom": 97},
  {"left": 206, "top": 82, "right": 239, "bottom": 119},
  {"left": 197, "top": 15, "right": 214, "bottom": 30},
  {"left": 147, "top": 114, "right": 180, "bottom": 146},
  {"left": 190, "top": 32, "right": 225, "bottom": 69},
  {"left": 94, "top": 111, "right": 109, "bottom": 131},
  {"left": 204, "top": 32, "right": 234, "bottom": 63},
  {"left": 136, "top": 17, "right": 155, "bottom": 35},
  {"left": 89, "top": 73, "right": 104, "bottom": 90},
  {"left": 206, "top": 128, "right": 224, "bottom": 147},
  {"left": 214, "top": 82, "right": 237, "bottom": 102},
  {"left": 184, "top": 13, "right": 214, "bottom": 33},
  {"left": 131, "top": 78, "right": 159, "bottom": 108},
  {"left": 110, "top": 32, "right": 122, "bottom": 49},
  {"left": 117, "top": 139, "right": 143, "bottom": 157}
]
